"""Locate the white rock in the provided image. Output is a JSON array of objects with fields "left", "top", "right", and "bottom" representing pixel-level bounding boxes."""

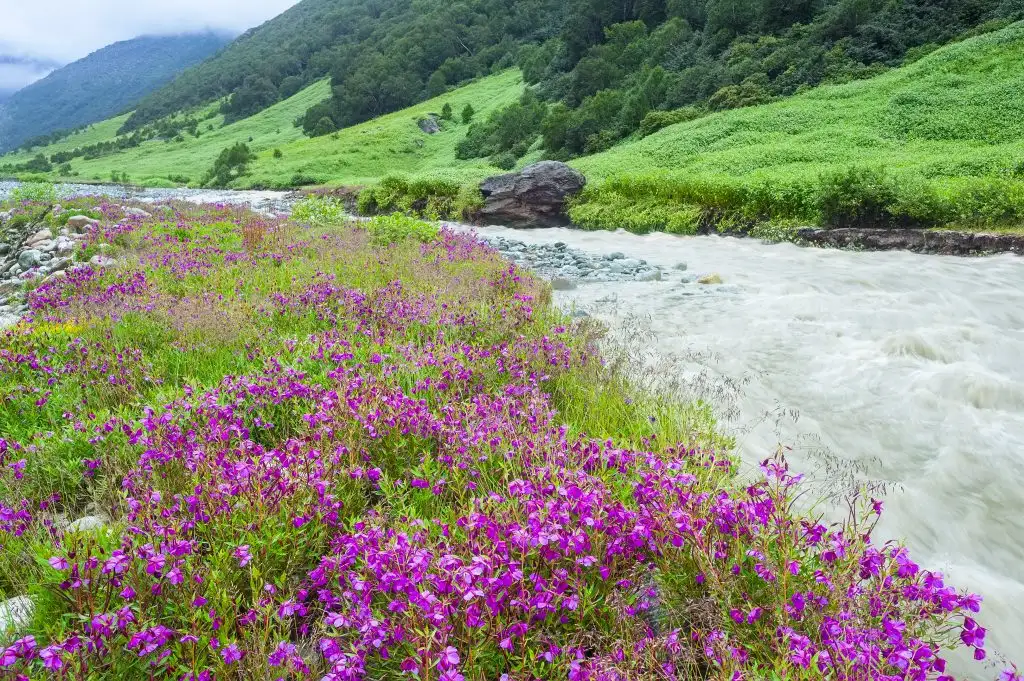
[
  {"left": 0, "top": 596, "right": 33, "bottom": 637},
  {"left": 89, "top": 255, "right": 117, "bottom": 268},
  {"left": 54, "top": 236, "right": 75, "bottom": 257},
  {"left": 66, "top": 515, "right": 107, "bottom": 532},
  {"left": 25, "top": 228, "right": 53, "bottom": 246},
  {"left": 123, "top": 207, "right": 151, "bottom": 219},
  {"left": 66, "top": 215, "right": 99, "bottom": 233}
]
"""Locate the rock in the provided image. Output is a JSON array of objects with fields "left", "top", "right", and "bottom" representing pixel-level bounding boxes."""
[
  {"left": 618, "top": 258, "right": 642, "bottom": 270},
  {"left": 43, "top": 270, "right": 67, "bottom": 284},
  {"left": 697, "top": 273, "right": 723, "bottom": 285},
  {"left": 25, "top": 228, "right": 53, "bottom": 246},
  {"left": 796, "top": 227, "right": 1024, "bottom": 256},
  {"left": 606, "top": 252, "right": 625, "bottom": 261},
  {"left": 54, "top": 236, "right": 75, "bottom": 257},
  {"left": 0, "top": 244, "right": 9, "bottom": 256},
  {"left": 478, "top": 161, "right": 587, "bottom": 228},
  {"left": 89, "top": 255, "right": 117, "bottom": 268},
  {"left": 672, "top": 262, "right": 688, "bottom": 271},
  {"left": 417, "top": 117, "right": 441, "bottom": 134},
  {"left": 123, "top": 207, "right": 151, "bottom": 219},
  {"left": 0, "top": 596, "right": 33, "bottom": 637},
  {"left": 66, "top": 215, "right": 99, "bottom": 233},
  {"left": 637, "top": 270, "right": 662, "bottom": 282},
  {"left": 66, "top": 515, "right": 107, "bottom": 533},
  {"left": 48, "top": 257, "right": 72, "bottom": 273},
  {"left": 17, "top": 249, "right": 42, "bottom": 270},
  {"left": 550, "top": 277, "right": 577, "bottom": 291},
  {"left": 0, "top": 279, "right": 22, "bottom": 296}
]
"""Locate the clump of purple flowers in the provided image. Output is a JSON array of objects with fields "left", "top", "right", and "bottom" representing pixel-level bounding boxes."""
[{"left": 0, "top": 198, "right": 1015, "bottom": 681}]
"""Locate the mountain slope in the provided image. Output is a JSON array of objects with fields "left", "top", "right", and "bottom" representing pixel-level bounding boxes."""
[
  {"left": 0, "top": 70, "right": 525, "bottom": 187},
  {"left": 120, "top": 0, "right": 563, "bottom": 134},
  {"left": 0, "top": 33, "right": 230, "bottom": 153}
]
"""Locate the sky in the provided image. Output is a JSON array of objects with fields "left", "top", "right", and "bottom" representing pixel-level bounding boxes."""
[{"left": 0, "top": 0, "right": 301, "bottom": 93}]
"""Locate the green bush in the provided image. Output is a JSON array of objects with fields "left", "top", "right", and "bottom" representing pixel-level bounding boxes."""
[
  {"left": 638, "top": 107, "right": 702, "bottom": 138},
  {"left": 292, "top": 195, "right": 347, "bottom": 225},
  {"left": 568, "top": 187, "right": 703, "bottom": 234},
  {"left": 204, "top": 142, "right": 257, "bottom": 187},
  {"left": 364, "top": 213, "right": 440, "bottom": 245},
  {"left": 461, "top": 103, "right": 476, "bottom": 124}
]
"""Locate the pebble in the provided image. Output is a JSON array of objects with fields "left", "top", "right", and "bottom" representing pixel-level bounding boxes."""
[{"left": 481, "top": 236, "right": 664, "bottom": 285}]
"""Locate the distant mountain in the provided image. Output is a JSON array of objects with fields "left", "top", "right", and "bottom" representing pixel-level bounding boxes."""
[
  {"left": 0, "top": 55, "right": 62, "bottom": 103},
  {"left": 0, "top": 33, "right": 231, "bottom": 152}
]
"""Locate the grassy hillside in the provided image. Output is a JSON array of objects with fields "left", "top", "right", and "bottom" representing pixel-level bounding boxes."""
[
  {"left": 1, "top": 71, "right": 524, "bottom": 188},
  {"left": 575, "top": 24, "right": 1024, "bottom": 183},
  {"left": 567, "top": 22, "right": 1024, "bottom": 234}
]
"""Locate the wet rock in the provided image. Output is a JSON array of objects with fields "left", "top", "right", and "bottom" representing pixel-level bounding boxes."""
[
  {"left": 697, "top": 273, "right": 723, "bottom": 285},
  {"left": 672, "top": 262, "right": 688, "bottom": 271},
  {"left": 637, "top": 269, "right": 662, "bottom": 282},
  {"left": 0, "top": 244, "right": 9, "bottom": 256},
  {"left": 550, "top": 277, "right": 577, "bottom": 291},
  {"left": 479, "top": 161, "right": 586, "bottom": 228},
  {"left": 0, "top": 596, "right": 33, "bottom": 637},
  {"left": 606, "top": 252, "right": 625, "bottom": 261},
  {"left": 796, "top": 227, "right": 1024, "bottom": 256},
  {"left": 17, "top": 249, "right": 42, "bottom": 270}
]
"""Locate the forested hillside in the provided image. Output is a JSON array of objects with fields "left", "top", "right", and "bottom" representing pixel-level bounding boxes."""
[
  {"left": 120, "top": 0, "right": 562, "bottom": 133},
  {"left": 0, "top": 33, "right": 229, "bottom": 153},
  {"left": 119, "top": 0, "right": 1024, "bottom": 172}
]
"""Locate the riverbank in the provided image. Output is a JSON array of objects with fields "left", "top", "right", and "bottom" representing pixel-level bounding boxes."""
[{"left": 0, "top": 194, "right": 1009, "bottom": 678}]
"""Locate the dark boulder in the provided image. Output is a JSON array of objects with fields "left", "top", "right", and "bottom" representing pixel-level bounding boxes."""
[
  {"left": 478, "top": 161, "right": 586, "bottom": 228},
  {"left": 417, "top": 116, "right": 441, "bottom": 134}
]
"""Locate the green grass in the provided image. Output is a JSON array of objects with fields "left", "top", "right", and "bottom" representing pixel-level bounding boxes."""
[{"left": 1, "top": 71, "right": 525, "bottom": 189}]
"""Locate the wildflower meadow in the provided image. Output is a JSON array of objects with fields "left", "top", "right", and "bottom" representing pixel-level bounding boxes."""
[{"left": 0, "top": 195, "right": 1016, "bottom": 680}]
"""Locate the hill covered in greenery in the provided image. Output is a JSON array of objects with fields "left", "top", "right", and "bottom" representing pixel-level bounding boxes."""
[
  {"left": 0, "top": 33, "right": 230, "bottom": 154},
  {"left": 0, "top": 71, "right": 524, "bottom": 188},
  {"left": 567, "top": 21, "right": 1024, "bottom": 234},
  {"left": 119, "top": 0, "right": 1022, "bottom": 158}
]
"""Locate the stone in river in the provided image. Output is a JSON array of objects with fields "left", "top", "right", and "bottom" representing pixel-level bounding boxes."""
[{"left": 697, "top": 273, "right": 723, "bottom": 285}]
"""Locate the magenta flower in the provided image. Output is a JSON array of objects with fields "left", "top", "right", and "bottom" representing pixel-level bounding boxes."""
[{"left": 221, "top": 643, "right": 243, "bottom": 665}]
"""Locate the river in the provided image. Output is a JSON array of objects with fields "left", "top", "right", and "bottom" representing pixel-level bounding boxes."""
[{"left": 3, "top": 183, "right": 1022, "bottom": 668}]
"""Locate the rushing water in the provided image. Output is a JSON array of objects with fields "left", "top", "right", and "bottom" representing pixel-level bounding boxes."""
[
  {"left": 3, "top": 182, "right": 1021, "bottom": 668},
  {"left": 0, "top": 181, "right": 295, "bottom": 213},
  {"left": 467, "top": 224, "right": 1024, "bottom": 669}
]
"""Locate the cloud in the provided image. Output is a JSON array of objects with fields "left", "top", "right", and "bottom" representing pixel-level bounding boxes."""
[
  {"left": 0, "top": 62, "right": 56, "bottom": 94},
  {"left": 0, "top": 0, "right": 300, "bottom": 64}
]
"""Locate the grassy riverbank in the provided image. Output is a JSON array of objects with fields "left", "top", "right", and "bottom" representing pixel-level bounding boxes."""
[{"left": 0, "top": 193, "right": 1009, "bottom": 678}]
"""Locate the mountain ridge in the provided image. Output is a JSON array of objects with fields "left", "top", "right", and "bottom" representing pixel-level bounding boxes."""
[{"left": 0, "top": 32, "right": 231, "bottom": 153}]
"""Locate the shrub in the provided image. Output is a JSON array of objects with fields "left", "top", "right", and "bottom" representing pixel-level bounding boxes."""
[
  {"left": 461, "top": 103, "right": 476, "bottom": 124},
  {"left": 638, "top": 107, "right": 701, "bottom": 137},
  {"left": 455, "top": 89, "right": 546, "bottom": 163},
  {"left": 312, "top": 116, "right": 337, "bottom": 137},
  {"left": 273, "top": 148, "right": 283, "bottom": 159},
  {"left": 364, "top": 213, "right": 440, "bottom": 244},
  {"left": 292, "top": 195, "right": 347, "bottom": 225},
  {"left": 204, "top": 142, "right": 257, "bottom": 187},
  {"left": 440, "top": 103, "right": 453, "bottom": 120},
  {"left": 817, "top": 166, "right": 900, "bottom": 228}
]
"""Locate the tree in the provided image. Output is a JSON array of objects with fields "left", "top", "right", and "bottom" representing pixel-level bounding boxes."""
[
  {"left": 441, "top": 103, "right": 454, "bottom": 120},
  {"left": 312, "top": 116, "right": 338, "bottom": 137},
  {"left": 205, "top": 142, "right": 257, "bottom": 187},
  {"left": 461, "top": 103, "right": 476, "bottom": 124}
]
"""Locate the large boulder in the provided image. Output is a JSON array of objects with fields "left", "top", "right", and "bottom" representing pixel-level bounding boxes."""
[{"left": 478, "top": 161, "right": 586, "bottom": 228}]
